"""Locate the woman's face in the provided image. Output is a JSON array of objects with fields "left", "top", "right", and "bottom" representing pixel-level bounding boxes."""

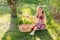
[{"left": 37, "top": 8, "right": 42, "bottom": 14}]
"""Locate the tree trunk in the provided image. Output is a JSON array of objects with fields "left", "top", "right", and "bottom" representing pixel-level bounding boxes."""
[{"left": 7, "top": 0, "right": 17, "bottom": 17}]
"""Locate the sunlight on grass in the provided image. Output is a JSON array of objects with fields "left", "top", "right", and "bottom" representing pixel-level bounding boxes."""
[
  {"left": 7, "top": 35, "right": 11, "bottom": 40},
  {"left": 47, "top": 29, "right": 57, "bottom": 40},
  {"left": 47, "top": 19, "right": 60, "bottom": 40},
  {"left": 0, "top": 0, "right": 60, "bottom": 40},
  {"left": 36, "top": 36, "right": 41, "bottom": 40},
  {"left": 0, "top": 14, "right": 11, "bottom": 40}
]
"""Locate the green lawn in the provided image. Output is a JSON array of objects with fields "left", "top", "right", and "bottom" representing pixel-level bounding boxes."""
[
  {"left": 0, "top": 14, "right": 60, "bottom": 40},
  {"left": 0, "top": 0, "right": 60, "bottom": 40}
]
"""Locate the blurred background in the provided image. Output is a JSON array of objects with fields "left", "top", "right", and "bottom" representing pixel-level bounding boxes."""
[{"left": 0, "top": 0, "right": 60, "bottom": 40}]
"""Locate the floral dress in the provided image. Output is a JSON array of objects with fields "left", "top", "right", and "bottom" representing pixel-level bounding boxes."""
[{"left": 32, "top": 15, "right": 46, "bottom": 30}]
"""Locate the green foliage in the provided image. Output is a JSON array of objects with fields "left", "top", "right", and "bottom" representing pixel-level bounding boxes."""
[
  {"left": 0, "top": 0, "right": 60, "bottom": 40},
  {"left": 18, "top": 0, "right": 60, "bottom": 40}
]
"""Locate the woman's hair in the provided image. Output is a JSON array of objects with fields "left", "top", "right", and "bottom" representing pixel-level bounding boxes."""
[{"left": 37, "top": 6, "right": 44, "bottom": 14}]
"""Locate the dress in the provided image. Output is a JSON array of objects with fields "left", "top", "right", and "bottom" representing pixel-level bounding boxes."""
[{"left": 32, "top": 15, "right": 46, "bottom": 30}]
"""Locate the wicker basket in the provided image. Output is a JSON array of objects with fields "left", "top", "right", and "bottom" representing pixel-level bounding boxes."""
[{"left": 18, "top": 24, "right": 33, "bottom": 32}]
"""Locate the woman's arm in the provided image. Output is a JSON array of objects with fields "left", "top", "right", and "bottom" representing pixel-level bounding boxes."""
[
  {"left": 42, "top": 14, "right": 46, "bottom": 25},
  {"left": 34, "top": 13, "right": 38, "bottom": 23},
  {"left": 43, "top": 14, "right": 46, "bottom": 25}
]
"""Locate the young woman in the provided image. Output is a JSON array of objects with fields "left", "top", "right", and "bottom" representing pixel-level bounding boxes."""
[{"left": 30, "top": 6, "right": 46, "bottom": 35}]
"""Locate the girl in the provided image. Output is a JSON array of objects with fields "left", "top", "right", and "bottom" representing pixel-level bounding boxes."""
[{"left": 30, "top": 6, "right": 46, "bottom": 35}]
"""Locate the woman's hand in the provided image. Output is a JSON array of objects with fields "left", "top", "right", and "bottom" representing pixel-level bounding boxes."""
[{"left": 25, "top": 16, "right": 30, "bottom": 18}]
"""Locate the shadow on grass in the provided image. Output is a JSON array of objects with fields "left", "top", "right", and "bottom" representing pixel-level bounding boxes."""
[
  {"left": 33, "top": 29, "right": 53, "bottom": 40},
  {"left": 2, "top": 17, "right": 53, "bottom": 40},
  {"left": 2, "top": 16, "right": 32, "bottom": 40}
]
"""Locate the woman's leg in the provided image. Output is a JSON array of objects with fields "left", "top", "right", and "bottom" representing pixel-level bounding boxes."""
[{"left": 30, "top": 26, "right": 37, "bottom": 35}]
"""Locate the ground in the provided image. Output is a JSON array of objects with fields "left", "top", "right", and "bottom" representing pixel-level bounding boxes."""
[{"left": 0, "top": 14, "right": 60, "bottom": 40}]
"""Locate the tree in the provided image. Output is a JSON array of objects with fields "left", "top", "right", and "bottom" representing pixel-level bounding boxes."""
[{"left": 7, "top": 0, "right": 17, "bottom": 17}]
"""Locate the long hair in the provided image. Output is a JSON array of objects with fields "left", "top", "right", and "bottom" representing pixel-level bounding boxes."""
[{"left": 37, "top": 6, "right": 44, "bottom": 14}]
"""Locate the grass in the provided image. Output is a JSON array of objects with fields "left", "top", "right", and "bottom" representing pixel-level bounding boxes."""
[
  {"left": 0, "top": 0, "right": 60, "bottom": 40},
  {"left": 0, "top": 14, "right": 60, "bottom": 40}
]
